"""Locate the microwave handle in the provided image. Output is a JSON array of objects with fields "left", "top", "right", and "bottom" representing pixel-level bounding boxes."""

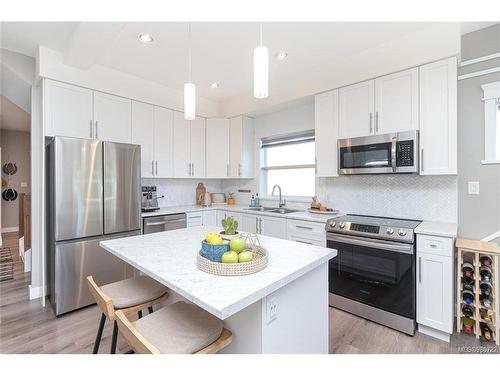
[{"left": 391, "top": 137, "right": 397, "bottom": 172}]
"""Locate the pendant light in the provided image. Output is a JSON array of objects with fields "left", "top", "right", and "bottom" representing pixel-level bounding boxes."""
[
  {"left": 253, "top": 22, "right": 269, "bottom": 99},
  {"left": 184, "top": 22, "right": 196, "bottom": 120}
]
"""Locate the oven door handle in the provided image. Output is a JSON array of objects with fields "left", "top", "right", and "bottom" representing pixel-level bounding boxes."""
[
  {"left": 327, "top": 233, "right": 414, "bottom": 254},
  {"left": 391, "top": 136, "right": 397, "bottom": 173}
]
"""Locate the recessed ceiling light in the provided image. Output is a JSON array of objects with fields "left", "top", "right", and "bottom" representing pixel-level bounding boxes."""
[
  {"left": 276, "top": 51, "right": 288, "bottom": 61},
  {"left": 139, "top": 34, "right": 154, "bottom": 43},
  {"left": 210, "top": 82, "right": 219, "bottom": 89}
]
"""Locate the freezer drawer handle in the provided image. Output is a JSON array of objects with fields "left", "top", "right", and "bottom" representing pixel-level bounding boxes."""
[{"left": 145, "top": 219, "right": 185, "bottom": 226}]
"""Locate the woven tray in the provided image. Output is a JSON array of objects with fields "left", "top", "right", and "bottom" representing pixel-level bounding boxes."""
[{"left": 197, "top": 246, "right": 268, "bottom": 276}]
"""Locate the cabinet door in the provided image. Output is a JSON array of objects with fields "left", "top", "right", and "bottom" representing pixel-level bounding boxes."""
[
  {"left": 261, "top": 216, "right": 286, "bottom": 239},
  {"left": 190, "top": 117, "right": 206, "bottom": 178},
  {"left": 229, "top": 116, "right": 243, "bottom": 177},
  {"left": 315, "top": 90, "right": 339, "bottom": 177},
  {"left": 44, "top": 80, "right": 93, "bottom": 139},
  {"left": 339, "top": 80, "right": 375, "bottom": 138},
  {"left": 375, "top": 68, "right": 418, "bottom": 134},
  {"left": 154, "top": 107, "right": 173, "bottom": 177},
  {"left": 240, "top": 214, "right": 258, "bottom": 233},
  {"left": 202, "top": 210, "right": 217, "bottom": 226},
  {"left": 419, "top": 57, "right": 457, "bottom": 175},
  {"left": 131, "top": 101, "right": 155, "bottom": 177},
  {"left": 206, "top": 119, "right": 230, "bottom": 177},
  {"left": 417, "top": 252, "right": 453, "bottom": 333},
  {"left": 172, "top": 111, "right": 191, "bottom": 177},
  {"left": 94, "top": 92, "right": 132, "bottom": 143},
  {"left": 216, "top": 210, "right": 227, "bottom": 226}
]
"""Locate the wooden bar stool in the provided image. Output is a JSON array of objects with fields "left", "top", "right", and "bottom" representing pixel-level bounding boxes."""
[
  {"left": 87, "top": 275, "right": 169, "bottom": 354},
  {"left": 115, "top": 301, "right": 232, "bottom": 354}
]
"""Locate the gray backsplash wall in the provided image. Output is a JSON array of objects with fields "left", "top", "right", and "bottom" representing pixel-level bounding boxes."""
[
  {"left": 142, "top": 178, "right": 223, "bottom": 207},
  {"left": 457, "top": 23, "right": 500, "bottom": 239}
]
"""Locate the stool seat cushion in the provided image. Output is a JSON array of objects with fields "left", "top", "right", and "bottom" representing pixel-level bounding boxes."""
[
  {"left": 101, "top": 276, "right": 167, "bottom": 309},
  {"left": 134, "top": 301, "right": 223, "bottom": 354}
]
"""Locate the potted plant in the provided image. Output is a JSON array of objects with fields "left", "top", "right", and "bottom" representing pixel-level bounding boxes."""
[{"left": 220, "top": 216, "right": 239, "bottom": 239}]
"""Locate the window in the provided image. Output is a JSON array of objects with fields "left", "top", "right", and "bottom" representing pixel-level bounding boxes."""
[{"left": 261, "top": 131, "right": 315, "bottom": 197}]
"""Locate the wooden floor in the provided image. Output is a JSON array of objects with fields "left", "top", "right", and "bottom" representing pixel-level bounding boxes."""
[{"left": 1, "top": 232, "right": 498, "bottom": 354}]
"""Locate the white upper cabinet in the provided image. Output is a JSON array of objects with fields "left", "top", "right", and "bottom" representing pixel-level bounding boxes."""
[
  {"left": 44, "top": 80, "right": 93, "bottom": 139},
  {"left": 190, "top": 117, "right": 206, "bottom": 178},
  {"left": 419, "top": 57, "right": 457, "bottom": 175},
  {"left": 229, "top": 116, "right": 255, "bottom": 178},
  {"left": 172, "top": 111, "right": 191, "bottom": 178},
  {"left": 131, "top": 101, "right": 155, "bottom": 177},
  {"left": 153, "top": 107, "right": 173, "bottom": 177},
  {"left": 206, "top": 119, "right": 230, "bottom": 178},
  {"left": 375, "top": 68, "right": 419, "bottom": 134},
  {"left": 315, "top": 90, "right": 339, "bottom": 177},
  {"left": 93, "top": 92, "right": 132, "bottom": 143},
  {"left": 172, "top": 111, "right": 205, "bottom": 178},
  {"left": 339, "top": 80, "right": 375, "bottom": 139}
]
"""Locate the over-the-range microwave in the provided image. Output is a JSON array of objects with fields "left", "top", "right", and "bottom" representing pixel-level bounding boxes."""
[{"left": 338, "top": 130, "right": 419, "bottom": 175}]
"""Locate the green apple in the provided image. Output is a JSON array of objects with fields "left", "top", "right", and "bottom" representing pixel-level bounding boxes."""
[
  {"left": 221, "top": 251, "right": 239, "bottom": 263},
  {"left": 238, "top": 251, "right": 253, "bottom": 263},
  {"left": 229, "top": 237, "right": 246, "bottom": 253}
]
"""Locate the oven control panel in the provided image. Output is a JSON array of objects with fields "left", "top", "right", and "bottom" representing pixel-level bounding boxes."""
[{"left": 325, "top": 218, "right": 416, "bottom": 243}]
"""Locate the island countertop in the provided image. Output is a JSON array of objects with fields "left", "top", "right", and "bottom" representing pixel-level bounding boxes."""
[{"left": 100, "top": 226, "right": 336, "bottom": 320}]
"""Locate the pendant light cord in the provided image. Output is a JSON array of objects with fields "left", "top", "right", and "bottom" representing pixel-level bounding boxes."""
[
  {"left": 259, "top": 22, "right": 263, "bottom": 46},
  {"left": 188, "top": 21, "right": 192, "bottom": 83}
]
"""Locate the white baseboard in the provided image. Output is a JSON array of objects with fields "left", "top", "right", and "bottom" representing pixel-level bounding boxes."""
[
  {"left": 1, "top": 226, "right": 19, "bottom": 233},
  {"left": 29, "top": 284, "right": 48, "bottom": 300},
  {"left": 24, "top": 248, "right": 32, "bottom": 272},
  {"left": 418, "top": 324, "right": 450, "bottom": 343}
]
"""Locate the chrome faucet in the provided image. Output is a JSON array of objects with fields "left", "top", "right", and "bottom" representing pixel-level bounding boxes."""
[{"left": 271, "top": 184, "right": 286, "bottom": 208}]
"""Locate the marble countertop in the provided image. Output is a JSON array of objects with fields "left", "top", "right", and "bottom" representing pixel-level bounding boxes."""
[
  {"left": 100, "top": 226, "right": 336, "bottom": 320},
  {"left": 142, "top": 204, "right": 342, "bottom": 224},
  {"left": 415, "top": 221, "right": 458, "bottom": 238}
]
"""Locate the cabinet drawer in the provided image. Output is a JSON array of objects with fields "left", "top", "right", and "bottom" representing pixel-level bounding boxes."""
[
  {"left": 186, "top": 212, "right": 203, "bottom": 227},
  {"left": 417, "top": 234, "right": 454, "bottom": 257},
  {"left": 287, "top": 219, "right": 325, "bottom": 239},
  {"left": 288, "top": 234, "right": 325, "bottom": 247}
]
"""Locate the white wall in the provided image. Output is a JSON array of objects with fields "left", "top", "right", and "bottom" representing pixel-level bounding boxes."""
[
  {"left": 37, "top": 46, "right": 221, "bottom": 118},
  {"left": 223, "top": 101, "right": 458, "bottom": 222}
]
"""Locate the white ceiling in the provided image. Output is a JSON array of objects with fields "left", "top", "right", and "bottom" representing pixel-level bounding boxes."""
[{"left": 0, "top": 21, "right": 496, "bottom": 104}]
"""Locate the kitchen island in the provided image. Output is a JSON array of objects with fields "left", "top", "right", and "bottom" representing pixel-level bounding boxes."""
[{"left": 100, "top": 226, "right": 336, "bottom": 354}]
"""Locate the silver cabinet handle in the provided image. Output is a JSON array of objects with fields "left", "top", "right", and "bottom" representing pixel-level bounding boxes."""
[
  {"left": 95, "top": 121, "right": 99, "bottom": 139},
  {"left": 259, "top": 218, "right": 263, "bottom": 234},
  {"left": 146, "top": 219, "right": 185, "bottom": 226},
  {"left": 152, "top": 160, "right": 155, "bottom": 175},
  {"left": 226, "top": 163, "right": 229, "bottom": 177},
  {"left": 189, "top": 215, "right": 201, "bottom": 219},
  {"left": 255, "top": 217, "right": 259, "bottom": 233},
  {"left": 418, "top": 257, "right": 422, "bottom": 283},
  {"left": 315, "top": 157, "right": 317, "bottom": 175},
  {"left": 296, "top": 225, "right": 313, "bottom": 230},
  {"left": 420, "top": 149, "right": 424, "bottom": 173},
  {"left": 375, "top": 111, "right": 379, "bottom": 133},
  {"left": 429, "top": 243, "right": 437, "bottom": 248},
  {"left": 192, "top": 163, "right": 194, "bottom": 176},
  {"left": 89, "top": 120, "right": 93, "bottom": 138},
  {"left": 238, "top": 163, "right": 241, "bottom": 177},
  {"left": 391, "top": 136, "right": 397, "bottom": 172},
  {"left": 155, "top": 160, "right": 158, "bottom": 176},
  {"left": 188, "top": 163, "right": 191, "bottom": 176},
  {"left": 369, "top": 112, "right": 373, "bottom": 133}
]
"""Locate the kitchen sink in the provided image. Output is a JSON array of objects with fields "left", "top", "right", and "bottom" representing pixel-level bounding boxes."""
[
  {"left": 268, "top": 208, "right": 301, "bottom": 214},
  {"left": 244, "top": 206, "right": 276, "bottom": 212}
]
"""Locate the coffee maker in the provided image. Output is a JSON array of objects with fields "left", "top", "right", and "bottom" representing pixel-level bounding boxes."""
[{"left": 141, "top": 186, "right": 160, "bottom": 212}]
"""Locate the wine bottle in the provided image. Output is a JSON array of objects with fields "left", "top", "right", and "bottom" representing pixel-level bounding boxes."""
[
  {"left": 462, "top": 304, "right": 474, "bottom": 317},
  {"left": 480, "top": 294, "right": 493, "bottom": 309},
  {"left": 462, "top": 262, "right": 474, "bottom": 278},
  {"left": 480, "top": 255, "right": 493, "bottom": 267},
  {"left": 480, "top": 266, "right": 492, "bottom": 282},
  {"left": 462, "top": 316, "right": 475, "bottom": 334},
  {"left": 480, "top": 308, "right": 494, "bottom": 324},
  {"left": 462, "top": 290, "right": 475, "bottom": 305},
  {"left": 480, "top": 323, "right": 493, "bottom": 341},
  {"left": 480, "top": 280, "right": 493, "bottom": 296}
]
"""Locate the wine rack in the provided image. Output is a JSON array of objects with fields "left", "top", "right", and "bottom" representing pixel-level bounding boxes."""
[{"left": 456, "top": 239, "right": 499, "bottom": 345}]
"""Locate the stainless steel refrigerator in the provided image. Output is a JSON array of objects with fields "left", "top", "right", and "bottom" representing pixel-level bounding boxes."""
[{"left": 46, "top": 137, "right": 141, "bottom": 315}]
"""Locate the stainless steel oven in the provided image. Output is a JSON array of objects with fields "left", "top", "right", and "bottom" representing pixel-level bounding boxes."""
[
  {"left": 326, "top": 215, "right": 421, "bottom": 335},
  {"left": 338, "top": 130, "right": 418, "bottom": 175}
]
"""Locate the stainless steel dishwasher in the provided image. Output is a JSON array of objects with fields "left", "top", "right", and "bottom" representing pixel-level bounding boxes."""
[{"left": 142, "top": 213, "right": 187, "bottom": 234}]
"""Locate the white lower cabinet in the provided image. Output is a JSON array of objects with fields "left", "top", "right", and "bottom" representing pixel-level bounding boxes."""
[
  {"left": 186, "top": 212, "right": 203, "bottom": 227},
  {"left": 416, "top": 233, "right": 454, "bottom": 341},
  {"left": 287, "top": 220, "right": 326, "bottom": 246},
  {"left": 260, "top": 216, "right": 286, "bottom": 239},
  {"left": 240, "top": 214, "right": 259, "bottom": 233},
  {"left": 202, "top": 210, "right": 217, "bottom": 226}
]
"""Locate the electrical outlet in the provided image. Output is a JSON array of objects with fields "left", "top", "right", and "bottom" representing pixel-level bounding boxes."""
[
  {"left": 266, "top": 294, "right": 278, "bottom": 324},
  {"left": 468, "top": 181, "right": 480, "bottom": 195}
]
